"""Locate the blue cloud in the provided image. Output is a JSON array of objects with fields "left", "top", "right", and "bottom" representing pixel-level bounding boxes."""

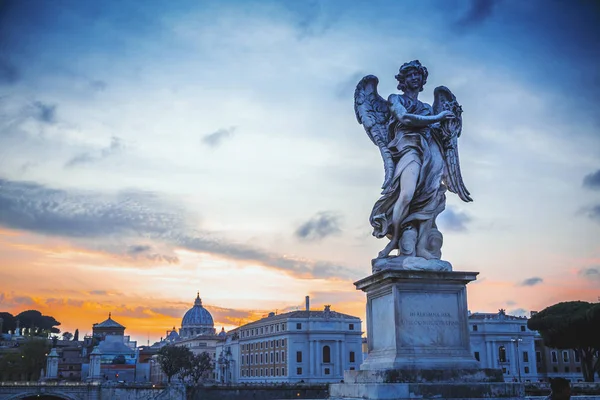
[
  {"left": 438, "top": 207, "right": 472, "bottom": 232},
  {"left": 583, "top": 169, "right": 600, "bottom": 190},
  {"left": 519, "top": 277, "right": 543, "bottom": 287},
  {"left": 295, "top": 212, "right": 342, "bottom": 241}
]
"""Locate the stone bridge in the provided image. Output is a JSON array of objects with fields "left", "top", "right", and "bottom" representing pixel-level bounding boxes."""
[{"left": 0, "top": 382, "right": 186, "bottom": 400}]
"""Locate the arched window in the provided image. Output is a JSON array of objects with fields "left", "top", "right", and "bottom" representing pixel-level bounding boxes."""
[
  {"left": 499, "top": 346, "right": 507, "bottom": 363},
  {"left": 323, "top": 345, "right": 331, "bottom": 363}
]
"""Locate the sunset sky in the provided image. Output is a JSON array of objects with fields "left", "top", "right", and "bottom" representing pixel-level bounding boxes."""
[{"left": 1, "top": 0, "right": 599, "bottom": 344}]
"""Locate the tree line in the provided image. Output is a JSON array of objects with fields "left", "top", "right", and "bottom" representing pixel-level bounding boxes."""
[
  {"left": 528, "top": 300, "right": 600, "bottom": 382},
  {"left": 156, "top": 345, "right": 214, "bottom": 384},
  {"left": 1, "top": 310, "right": 61, "bottom": 336}
]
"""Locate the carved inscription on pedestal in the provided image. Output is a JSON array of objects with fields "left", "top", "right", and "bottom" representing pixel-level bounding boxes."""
[{"left": 399, "top": 292, "right": 461, "bottom": 348}]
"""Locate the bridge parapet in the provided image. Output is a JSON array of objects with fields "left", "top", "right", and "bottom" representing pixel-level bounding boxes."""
[{"left": 0, "top": 382, "right": 184, "bottom": 400}]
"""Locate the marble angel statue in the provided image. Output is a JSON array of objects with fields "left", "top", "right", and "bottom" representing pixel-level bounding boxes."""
[{"left": 354, "top": 60, "right": 472, "bottom": 271}]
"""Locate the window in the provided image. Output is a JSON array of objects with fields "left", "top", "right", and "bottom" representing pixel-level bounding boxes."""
[
  {"left": 474, "top": 351, "right": 480, "bottom": 361},
  {"left": 296, "top": 323, "right": 302, "bottom": 329},
  {"left": 282, "top": 323, "right": 285, "bottom": 331},
  {"left": 260, "top": 368, "right": 264, "bottom": 376},
  {"left": 350, "top": 351, "right": 356, "bottom": 363},
  {"left": 502, "top": 367, "right": 507, "bottom": 374},
  {"left": 349, "top": 323, "right": 354, "bottom": 330},
  {"left": 576, "top": 367, "right": 581, "bottom": 373},
  {"left": 296, "top": 367, "right": 302, "bottom": 375},
  {"left": 524, "top": 367, "right": 530, "bottom": 374},
  {"left": 260, "top": 353, "right": 263, "bottom": 364},
  {"left": 276, "top": 367, "right": 279, "bottom": 376},
  {"left": 276, "top": 339, "right": 279, "bottom": 347},
  {"left": 260, "top": 342, "right": 263, "bottom": 349},
  {"left": 563, "top": 351, "right": 569, "bottom": 362},
  {"left": 574, "top": 351, "right": 580, "bottom": 363},
  {"left": 296, "top": 351, "right": 302, "bottom": 363},
  {"left": 472, "top": 325, "right": 478, "bottom": 332},
  {"left": 551, "top": 351, "right": 557, "bottom": 363},
  {"left": 499, "top": 346, "right": 507, "bottom": 363},
  {"left": 521, "top": 326, "right": 526, "bottom": 332},
  {"left": 523, "top": 352, "right": 529, "bottom": 363},
  {"left": 281, "top": 351, "right": 285, "bottom": 361},
  {"left": 282, "top": 367, "right": 285, "bottom": 376},
  {"left": 250, "top": 354, "right": 254, "bottom": 365},
  {"left": 553, "top": 366, "right": 558, "bottom": 373},
  {"left": 276, "top": 352, "right": 279, "bottom": 362},
  {"left": 241, "top": 356, "right": 244, "bottom": 366},
  {"left": 277, "top": 325, "right": 279, "bottom": 332},
  {"left": 349, "top": 367, "right": 355, "bottom": 370},
  {"left": 325, "top": 368, "right": 330, "bottom": 375},
  {"left": 323, "top": 345, "right": 331, "bottom": 363},
  {"left": 565, "top": 366, "right": 570, "bottom": 373},
  {"left": 536, "top": 351, "right": 541, "bottom": 363},
  {"left": 283, "top": 339, "right": 286, "bottom": 346}
]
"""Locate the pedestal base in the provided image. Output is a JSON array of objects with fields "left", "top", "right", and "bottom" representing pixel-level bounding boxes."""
[
  {"left": 328, "top": 269, "right": 525, "bottom": 399},
  {"left": 329, "top": 382, "right": 524, "bottom": 400},
  {"left": 359, "top": 269, "right": 479, "bottom": 371}
]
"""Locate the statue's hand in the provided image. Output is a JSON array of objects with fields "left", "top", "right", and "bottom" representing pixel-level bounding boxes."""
[{"left": 437, "top": 110, "right": 455, "bottom": 121}]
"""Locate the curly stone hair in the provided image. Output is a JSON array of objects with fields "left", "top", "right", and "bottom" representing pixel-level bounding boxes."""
[{"left": 395, "top": 60, "right": 428, "bottom": 92}]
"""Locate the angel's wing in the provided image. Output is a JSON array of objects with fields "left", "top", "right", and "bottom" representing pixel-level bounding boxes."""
[
  {"left": 354, "top": 75, "right": 393, "bottom": 192},
  {"left": 432, "top": 86, "right": 472, "bottom": 203}
]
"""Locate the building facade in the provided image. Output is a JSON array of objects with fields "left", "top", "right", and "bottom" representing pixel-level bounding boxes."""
[
  {"left": 534, "top": 334, "right": 585, "bottom": 382},
  {"left": 216, "top": 297, "right": 362, "bottom": 384},
  {"left": 468, "top": 309, "right": 537, "bottom": 382}
]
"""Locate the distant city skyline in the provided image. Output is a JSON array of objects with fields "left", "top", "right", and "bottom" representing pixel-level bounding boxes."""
[{"left": 1, "top": 0, "right": 599, "bottom": 344}]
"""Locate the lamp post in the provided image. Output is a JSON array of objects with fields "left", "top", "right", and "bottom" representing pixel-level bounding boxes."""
[{"left": 511, "top": 338, "right": 523, "bottom": 383}]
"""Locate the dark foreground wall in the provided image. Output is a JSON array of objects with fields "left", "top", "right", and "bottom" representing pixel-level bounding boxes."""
[{"left": 187, "top": 385, "right": 329, "bottom": 400}]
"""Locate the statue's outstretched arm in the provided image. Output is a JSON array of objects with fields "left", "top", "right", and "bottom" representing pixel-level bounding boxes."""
[{"left": 388, "top": 95, "right": 452, "bottom": 128}]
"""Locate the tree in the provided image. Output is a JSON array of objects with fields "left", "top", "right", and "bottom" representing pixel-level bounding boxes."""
[
  {"left": 156, "top": 345, "right": 193, "bottom": 383},
  {"left": 183, "top": 352, "right": 214, "bottom": 385},
  {"left": 15, "top": 310, "right": 61, "bottom": 335},
  {"left": 0, "top": 338, "right": 50, "bottom": 381},
  {"left": 0, "top": 312, "right": 16, "bottom": 333},
  {"left": 528, "top": 301, "right": 600, "bottom": 382},
  {"left": 62, "top": 332, "right": 73, "bottom": 341},
  {"left": 73, "top": 329, "right": 79, "bottom": 341}
]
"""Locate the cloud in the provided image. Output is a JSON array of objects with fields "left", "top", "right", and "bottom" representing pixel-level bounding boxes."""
[
  {"left": 202, "top": 127, "right": 236, "bottom": 147},
  {"left": 519, "top": 277, "right": 543, "bottom": 286},
  {"left": 295, "top": 211, "right": 342, "bottom": 241},
  {"left": 33, "top": 101, "right": 57, "bottom": 124},
  {"left": 45, "top": 298, "right": 85, "bottom": 308},
  {"left": 127, "top": 245, "right": 152, "bottom": 254},
  {"left": 454, "top": 0, "right": 500, "bottom": 30},
  {"left": 505, "top": 300, "right": 516, "bottom": 306},
  {"left": 583, "top": 169, "right": 600, "bottom": 190},
  {"left": 579, "top": 267, "right": 600, "bottom": 280},
  {"left": 438, "top": 207, "right": 471, "bottom": 232},
  {"left": 583, "top": 204, "right": 600, "bottom": 223},
  {"left": 0, "top": 178, "right": 359, "bottom": 280},
  {"left": 65, "top": 136, "right": 124, "bottom": 168}
]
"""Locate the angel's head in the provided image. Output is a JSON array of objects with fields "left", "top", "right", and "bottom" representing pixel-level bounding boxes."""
[{"left": 395, "top": 60, "right": 428, "bottom": 93}]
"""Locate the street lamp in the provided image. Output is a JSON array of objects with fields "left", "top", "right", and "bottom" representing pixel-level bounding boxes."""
[{"left": 511, "top": 338, "right": 523, "bottom": 383}]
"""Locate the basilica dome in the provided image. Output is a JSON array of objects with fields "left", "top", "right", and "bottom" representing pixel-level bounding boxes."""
[{"left": 180, "top": 292, "right": 215, "bottom": 338}]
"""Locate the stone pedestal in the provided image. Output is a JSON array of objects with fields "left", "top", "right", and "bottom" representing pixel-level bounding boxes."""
[{"left": 329, "top": 269, "right": 524, "bottom": 399}]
